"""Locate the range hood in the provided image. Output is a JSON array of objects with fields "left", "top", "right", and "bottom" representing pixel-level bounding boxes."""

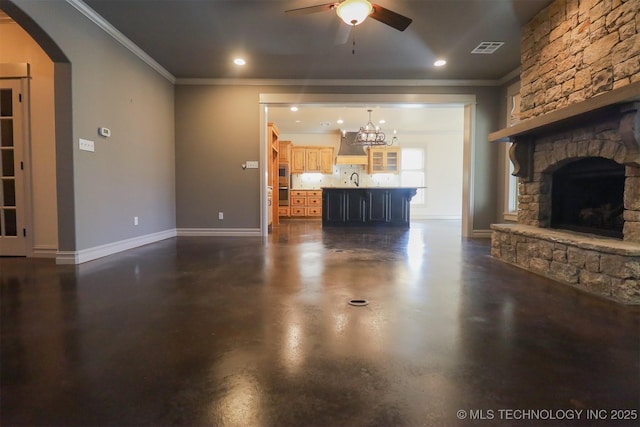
[{"left": 336, "top": 132, "right": 368, "bottom": 165}]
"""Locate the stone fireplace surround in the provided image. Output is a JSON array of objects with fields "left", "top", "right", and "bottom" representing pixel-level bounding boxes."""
[{"left": 489, "top": 83, "right": 640, "bottom": 304}]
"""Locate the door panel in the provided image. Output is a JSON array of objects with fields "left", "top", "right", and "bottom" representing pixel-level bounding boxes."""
[{"left": 0, "top": 81, "right": 26, "bottom": 256}]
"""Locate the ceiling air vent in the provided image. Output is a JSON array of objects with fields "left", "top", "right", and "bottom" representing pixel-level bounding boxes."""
[{"left": 471, "top": 42, "right": 504, "bottom": 54}]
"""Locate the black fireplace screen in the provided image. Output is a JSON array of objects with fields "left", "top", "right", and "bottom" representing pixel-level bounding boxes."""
[{"left": 551, "top": 157, "right": 625, "bottom": 239}]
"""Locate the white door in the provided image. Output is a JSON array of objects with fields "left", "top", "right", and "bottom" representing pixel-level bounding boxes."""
[{"left": 0, "top": 80, "right": 26, "bottom": 256}]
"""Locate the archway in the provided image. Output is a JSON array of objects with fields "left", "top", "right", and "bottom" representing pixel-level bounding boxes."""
[{"left": 0, "top": 0, "right": 76, "bottom": 254}]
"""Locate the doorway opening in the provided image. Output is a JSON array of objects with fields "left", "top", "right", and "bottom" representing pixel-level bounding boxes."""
[{"left": 260, "top": 94, "right": 475, "bottom": 237}]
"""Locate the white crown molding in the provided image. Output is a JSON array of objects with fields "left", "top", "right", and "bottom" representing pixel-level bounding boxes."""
[
  {"left": 499, "top": 68, "right": 521, "bottom": 85},
  {"left": 176, "top": 78, "right": 504, "bottom": 87},
  {"left": 259, "top": 93, "right": 476, "bottom": 106},
  {"left": 65, "top": 0, "right": 175, "bottom": 83}
]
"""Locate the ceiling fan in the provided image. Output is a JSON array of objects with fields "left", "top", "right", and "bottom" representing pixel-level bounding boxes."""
[{"left": 285, "top": 0, "right": 412, "bottom": 32}]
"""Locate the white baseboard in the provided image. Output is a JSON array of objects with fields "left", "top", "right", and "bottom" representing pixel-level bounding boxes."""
[
  {"left": 32, "top": 245, "right": 58, "bottom": 258},
  {"left": 177, "top": 228, "right": 261, "bottom": 237},
  {"left": 411, "top": 215, "right": 462, "bottom": 220},
  {"left": 470, "top": 229, "right": 493, "bottom": 238},
  {"left": 56, "top": 229, "right": 177, "bottom": 265}
]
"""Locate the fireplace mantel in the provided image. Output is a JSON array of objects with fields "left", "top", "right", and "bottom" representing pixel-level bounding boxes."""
[
  {"left": 489, "top": 82, "right": 640, "bottom": 181},
  {"left": 489, "top": 81, "right": 640, "bottom": 144}
]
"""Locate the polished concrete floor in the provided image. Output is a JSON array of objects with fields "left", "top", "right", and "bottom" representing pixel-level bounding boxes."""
[{"left": 1, "top": 220, "right": 639, "bottom": 426}]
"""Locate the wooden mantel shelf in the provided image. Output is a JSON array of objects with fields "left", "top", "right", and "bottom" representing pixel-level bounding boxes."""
[{"left": 489, "top": 81, "right": 640, "bottom": 143}]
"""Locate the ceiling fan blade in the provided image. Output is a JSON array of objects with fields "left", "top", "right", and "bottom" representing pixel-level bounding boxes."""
[
  {"left": 285, "top": 3, "right": 337, "bottom": 16},
  {"left": 370, "top": 3, "right": 412, "bottom": 31}
]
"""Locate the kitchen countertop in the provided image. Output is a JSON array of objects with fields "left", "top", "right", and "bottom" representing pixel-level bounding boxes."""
[{"left": 321, "top": 187, "right": 423, "bottom": 190}]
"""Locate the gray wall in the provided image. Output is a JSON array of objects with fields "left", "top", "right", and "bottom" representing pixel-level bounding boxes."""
[
  {"left": 9, "top": 0, "right": 504, "bottom": 246},
  {"left": 8, "top": 0, "right": 176, "bottom": 251},
  {"left": 175, "top": 85, "right": 261, "bottom": 229},
  {"left": 175, "top": 84, "right": 502, "bottom": 232}
]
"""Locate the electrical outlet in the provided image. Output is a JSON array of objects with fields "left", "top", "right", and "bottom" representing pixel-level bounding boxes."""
[
  {"left": 134, "top": 216, "right": 139, "bottom": 226},
  {"left": 218, "top": 212, "right": 224, "bottom": 220}
]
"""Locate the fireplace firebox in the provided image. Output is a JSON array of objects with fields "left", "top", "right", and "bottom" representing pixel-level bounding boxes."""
[{"left": 550, "top": 157, "right": 625, "bottom": 239}]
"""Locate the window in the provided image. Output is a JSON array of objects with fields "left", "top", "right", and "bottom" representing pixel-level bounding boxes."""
[
  {"left": 400, "top": 147, "right": 425, "bottom": 204},
  {"left": 504, "top": 82, "right": 520, "bottom": 221},
  {"left": 505, "top": 144, "right": 518, "bottom": 219}
]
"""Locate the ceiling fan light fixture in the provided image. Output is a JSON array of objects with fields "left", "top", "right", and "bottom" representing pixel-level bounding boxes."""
[{"left": 336, "top": 0, "right": 373, "bottom": 26}]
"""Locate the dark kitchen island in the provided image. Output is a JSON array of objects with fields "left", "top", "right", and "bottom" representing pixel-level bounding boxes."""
[{"left": 322, "top": 187, "right": 418, "bottom": 228}]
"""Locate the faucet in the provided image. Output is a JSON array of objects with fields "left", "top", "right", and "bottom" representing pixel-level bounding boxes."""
[{"left": 350, "top": 172, "right": 360, "bottom": 187}]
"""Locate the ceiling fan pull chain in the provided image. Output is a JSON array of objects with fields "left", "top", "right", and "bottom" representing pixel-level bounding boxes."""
[{"left": 352, "top": 25, "right": 356, "bottom": 55}]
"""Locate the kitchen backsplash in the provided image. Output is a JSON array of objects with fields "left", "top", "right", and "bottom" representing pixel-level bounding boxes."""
[{"left": 290, "top": 165, "right": 400, "bottom": 189}]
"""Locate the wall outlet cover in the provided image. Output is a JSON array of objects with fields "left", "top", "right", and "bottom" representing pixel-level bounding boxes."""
[{"left": 79, "top": 138, "right": 95, "bottom": 152}]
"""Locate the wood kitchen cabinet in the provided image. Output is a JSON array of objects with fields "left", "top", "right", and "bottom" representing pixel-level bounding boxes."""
[
  {"left": 290, "top": 146, "right": 334, "bottom": 174},
  {"left": 291, "top": 147, "right": 306, "bottom": 174},
  {"left": 279, "top": 140, "right": 291, "bottom": 164},
  {"left": 290, "top": 190, "right": 322, "bottom": 217},
  {"left": 278, "top": 206, "right": 290, "bottom": 217},
  {"left": 268, "top": 123, "right": 280, "bottom": 226},
  {"left": 368, "top": 147, "right": 400, "bottom": 174},
  {"left": 318, "top": 147, "right": 334, "bottom": 174}
]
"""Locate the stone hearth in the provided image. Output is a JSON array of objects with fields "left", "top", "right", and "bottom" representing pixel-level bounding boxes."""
[{"left": 489, "top": 85, "right": 640, "bottom": 304}]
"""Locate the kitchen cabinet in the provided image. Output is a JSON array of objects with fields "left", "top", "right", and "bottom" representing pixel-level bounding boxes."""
[
  {"left": 291, "top": 147, "right": 306, "bottom": 174},
  {"left": 368, "top": 147, "right": 400, "bottom": 174},
  {"left": 318, "top": 147, "right": 334, "bottom": 173},
  {"left": 268, "top": 187, "right": 273, "bottom": 226},
  {"left": 278, "top": 206, "right": 290, "bottom": 217},
  {"left": 279, "top": 140, "right": 291, "bottom": 164},
  {"left": 290, "top": 190, "right": 322, "bottom": 217},
  {"left": 268, "top": 123, "right": 280, "bottom": 226},
  {"left": 322, "top": 187, "right": 417, "bottom": 227},
  {"left": 290, "top": 146, "right": 334, "bottom": 174}
]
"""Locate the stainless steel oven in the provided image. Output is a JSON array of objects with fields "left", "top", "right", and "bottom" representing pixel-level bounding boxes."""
[
  {"left": 278, "top": 164, "right": 289, "bottom": 186},
  {"left": 278, "top": 187, "right": 289, "bottom": 206},
  {"left": 278, "top": 164, "right": 289, "bottom": 206}
]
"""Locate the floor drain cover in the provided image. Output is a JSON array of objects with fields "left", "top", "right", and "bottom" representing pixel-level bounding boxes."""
[{"left": 348, "top": 299, "right": 369, "bottom": 306}]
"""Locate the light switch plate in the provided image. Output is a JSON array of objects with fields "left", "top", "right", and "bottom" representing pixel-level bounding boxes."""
[
  {"left": 79, "top": 138, "right": 95, "bottom": 152},
  {"left": 245, "top": 161, "right": 259, "bottom": 169}
]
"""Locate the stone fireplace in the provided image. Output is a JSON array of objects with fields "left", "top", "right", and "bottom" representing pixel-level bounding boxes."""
[{"left": 489, "top": 88, "right": 640, "bottom": 304}]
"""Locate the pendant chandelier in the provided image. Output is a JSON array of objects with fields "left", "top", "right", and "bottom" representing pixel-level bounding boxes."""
[{"left": 349, "top": 109, "right": 396, "bottom": 146}]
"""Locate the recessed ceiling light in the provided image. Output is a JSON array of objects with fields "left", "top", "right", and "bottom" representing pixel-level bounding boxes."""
[
  {"left": 233, "top": 58, "right": 246, "bottom": 66},
  {"left": 378, "top": 119, "right": 386, "bottom": 124},
  {"left": 290, "top": 106, "right": 298, "bottom": 112},
  {"left": 337, "top": 119, "right": 344, "bottom": 124},
  {"left": 434, "top": 59, "right": 447, "bottom": 67}
]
